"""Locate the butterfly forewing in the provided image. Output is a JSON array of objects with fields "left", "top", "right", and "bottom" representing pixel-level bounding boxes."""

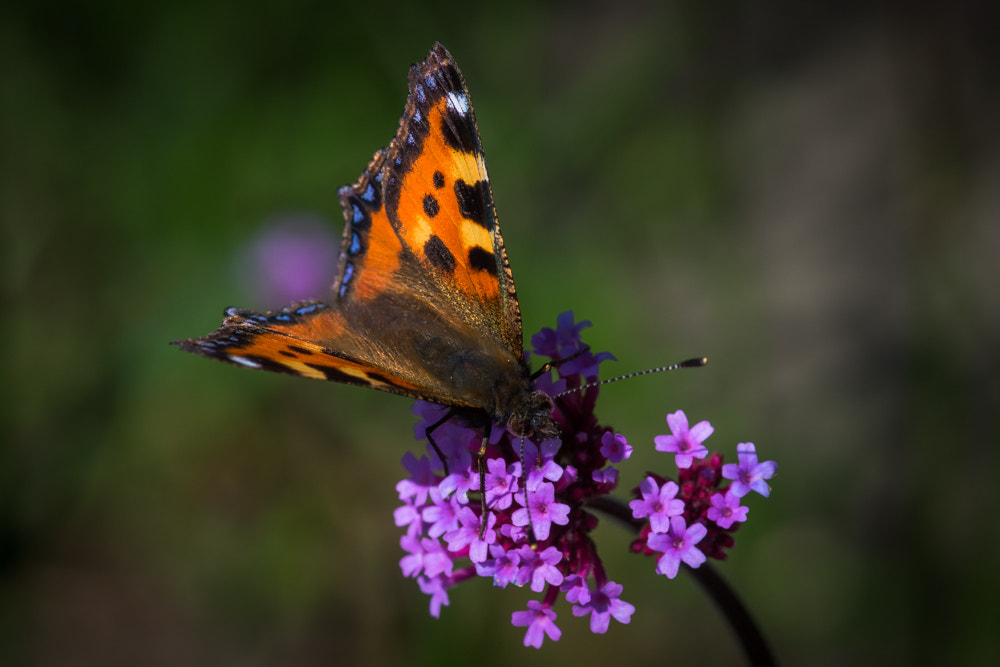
[
  {"left": 173, "top": 43, "right": 534, "bottom": 418},
  {"left": 382, "top": 44, "right": 522, "bottom": 354}
]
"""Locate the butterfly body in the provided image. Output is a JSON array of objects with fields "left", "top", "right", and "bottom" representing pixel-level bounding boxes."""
[{"left": 174, "top": 43, "right": 559, "bottom": 442}]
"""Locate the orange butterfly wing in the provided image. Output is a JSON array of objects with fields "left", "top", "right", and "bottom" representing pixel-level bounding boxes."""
[{"left": 173, "top": 44, "right": 531, "bottom": 414}]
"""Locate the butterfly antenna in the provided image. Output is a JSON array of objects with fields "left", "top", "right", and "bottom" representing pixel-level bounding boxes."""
[
  {"left": 553, "top": 357, "right": 708, "bottom": 399},
  {"left": 530, "top": 346, "right": 591, "bottom": 381}
]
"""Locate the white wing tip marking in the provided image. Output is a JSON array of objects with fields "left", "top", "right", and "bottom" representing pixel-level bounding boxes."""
[
  {"left": 230, "top": 355, "right": 261, "bottom": 369},
  {"left": 446, "top": 92, "right": 470, "bottom": 116}
]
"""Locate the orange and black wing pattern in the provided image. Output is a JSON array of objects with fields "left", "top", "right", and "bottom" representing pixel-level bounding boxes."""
[{"left": 173, "top": 44, "right": 529, "bottom": 412}]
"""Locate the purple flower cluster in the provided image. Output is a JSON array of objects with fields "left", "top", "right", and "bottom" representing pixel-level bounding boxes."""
[
  {"left": 393, "top": 312, "right": 776, "bottom": 648},
  {"left": 630, "top": 419, "right": 776, "bottom": 566}
]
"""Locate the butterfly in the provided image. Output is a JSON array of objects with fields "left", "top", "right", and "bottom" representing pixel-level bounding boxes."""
[{"left": 173, "top": 43, "right": 562, "bottom": 447}]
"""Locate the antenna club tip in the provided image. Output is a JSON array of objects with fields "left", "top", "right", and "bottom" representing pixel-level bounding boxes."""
[{"left": 682, "top": 357, "right": 708, "bottom": 368}]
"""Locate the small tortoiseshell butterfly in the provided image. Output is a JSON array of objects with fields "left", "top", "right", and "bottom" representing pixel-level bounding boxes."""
[{"left": 173, "top": 43, "right": 561, "bottom": 444}]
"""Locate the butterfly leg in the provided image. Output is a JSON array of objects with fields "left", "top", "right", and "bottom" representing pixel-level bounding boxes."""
[
  {"left": 425, "top": 412, "right": 493, "bottom": 538},
  {"left": 424, "top": 409, "right": 456, "bottom": 476},
  {"left": 477, "top": 430, "right": 490, "bottom": 539}
]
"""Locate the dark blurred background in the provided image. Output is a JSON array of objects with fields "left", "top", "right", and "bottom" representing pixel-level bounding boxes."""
[{"left": 3, "top": 1, "right": 998, "bottom": 665}]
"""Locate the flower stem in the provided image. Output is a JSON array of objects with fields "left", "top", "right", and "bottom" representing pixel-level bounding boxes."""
[
  {"left": 686, "top": 562, "right": 776, "bottom": 666},
  {"left": 586, "top": 496, "right": 776, "bottom": 666}
]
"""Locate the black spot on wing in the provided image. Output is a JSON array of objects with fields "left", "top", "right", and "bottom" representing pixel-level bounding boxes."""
[
  {"left": 441, "top": 104, "right": 479, "bottom": 154},
  {"left": 365, "top": 371, "right": 394, "bottom": 385},
  {"left": 468, "top": 246, "right": 498, "bottom": 275},
  {"left": 454, "top": 179, "right": 487, "bottom": 229},
  {"left": 299, "top": 360, "right": 414, "bottom": 395},
  {"left": 236, "top": 354, "right": 298, "bottom": 376},
  {"left": 423, "top": 193, "right": 440, "bottom": 218},
  {"left": 305, "top": 363, "right": 368, "bottom": 384},
  {"left": 424, "top": 235, "right": 456, "bottom": 273},
  {"left": 433, "top": 171, "right": 445, "bottom": 188}
]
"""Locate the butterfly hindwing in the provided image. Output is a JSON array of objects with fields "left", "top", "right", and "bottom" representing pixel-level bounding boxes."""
[
  {"left": 174, "top": 302, "right": 425, "bottom": 395},
  {"left": 173, "top": 44, "right": 532, "bottom": 415}
]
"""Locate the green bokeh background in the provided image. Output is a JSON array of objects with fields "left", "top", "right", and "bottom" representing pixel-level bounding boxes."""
[{"left": 3, "top": 1, "right": 998, "bottom": 665}]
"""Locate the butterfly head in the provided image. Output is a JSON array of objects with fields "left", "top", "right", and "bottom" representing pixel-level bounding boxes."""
[
  {"left": 498, "top": 343, "right": 603, "bottom": 441},
  {"left": 504, "top": 389, "right": 560, "bottom": 441}
]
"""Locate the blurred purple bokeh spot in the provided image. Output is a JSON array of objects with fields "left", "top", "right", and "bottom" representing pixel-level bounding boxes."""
[{"left": 238, "top": 214, "right": 339, "bottom": 308}]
